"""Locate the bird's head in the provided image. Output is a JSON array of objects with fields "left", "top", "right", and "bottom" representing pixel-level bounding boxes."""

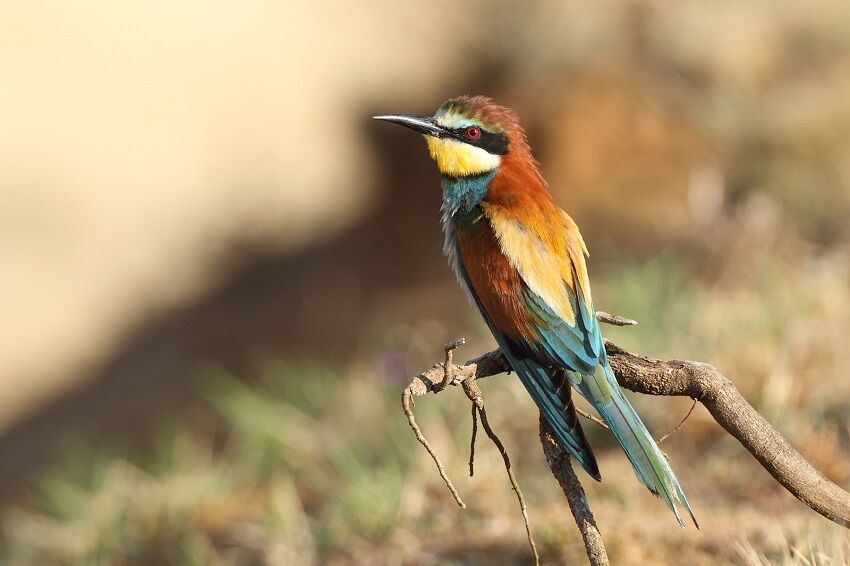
[{"left": 374, "top": 95, "right": 524, "bottom": 177}]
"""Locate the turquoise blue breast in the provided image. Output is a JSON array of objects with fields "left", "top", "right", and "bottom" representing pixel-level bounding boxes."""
[{"left": 441, "top": 170, "right": 497, "bottom": 215}]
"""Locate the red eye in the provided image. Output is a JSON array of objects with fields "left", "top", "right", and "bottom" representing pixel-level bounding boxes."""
[{"left": 466, "top": 126, "right": 481, "bottom": 139}]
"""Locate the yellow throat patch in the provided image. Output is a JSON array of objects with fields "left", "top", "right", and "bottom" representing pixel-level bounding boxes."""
[{"left": 425, "top": 136, "right": 501, "bottom": 177}]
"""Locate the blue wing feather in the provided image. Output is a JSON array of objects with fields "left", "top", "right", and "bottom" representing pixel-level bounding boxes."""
[
  {"left": 522, "top": 280, "right": 698, "bottom": 527},
  {"left": 454, "top": 255, "right": 601, "bottom": 479},
  {"left": 522, "top": 287, "right": 600, "bottom": 373},
  {"left": 448, "top": 221, "right": 697, "bottom": 527}
]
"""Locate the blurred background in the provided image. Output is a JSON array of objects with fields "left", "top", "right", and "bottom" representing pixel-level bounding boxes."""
[{"left": 1, "top": 1, "right": 849, "bottom": 564}]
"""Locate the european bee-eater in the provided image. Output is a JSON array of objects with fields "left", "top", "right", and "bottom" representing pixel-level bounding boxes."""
[{"left": 375, "top": 95, "right": 697, "bottom": 527}]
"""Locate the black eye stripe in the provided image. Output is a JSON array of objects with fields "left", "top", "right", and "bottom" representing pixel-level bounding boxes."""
[{"left": 447, "top": 127, "right": 509, "bottom": 155}]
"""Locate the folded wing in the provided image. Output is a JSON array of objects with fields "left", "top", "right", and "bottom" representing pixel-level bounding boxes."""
[{"left": 482, "top": 202, "right": 698, "bottom": 527}]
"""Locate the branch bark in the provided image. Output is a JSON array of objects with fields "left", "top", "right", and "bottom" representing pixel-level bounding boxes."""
[
  {"left": 402, "top": 315, "right": 850, "bottom": 563},
  {"left": 603, "top": 340, "right": 850, "bottom": 528},
  {"left": 540, "top": 417, "right": 609, "bottom": 565}
]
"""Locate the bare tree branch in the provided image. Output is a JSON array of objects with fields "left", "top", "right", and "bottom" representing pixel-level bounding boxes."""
[
  {"left": 401, "top": 385, "right": 465, "bottom": 508},
  {"left": 401, "top": 311, "right": 850, "bottom": 563},
  {"left": 603, "top": 340, "right": 850, "bottom": 528},
  {"left": 540, "top": 417, "right": 609, "bottom": 566}
]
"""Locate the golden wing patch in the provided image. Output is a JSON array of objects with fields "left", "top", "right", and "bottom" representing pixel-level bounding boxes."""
[
  {"left": 559, "top": 209, "right": 593, "bottom": 309},
  {"left": 484, "top": 203, "right": 591, "bottom": 327}
]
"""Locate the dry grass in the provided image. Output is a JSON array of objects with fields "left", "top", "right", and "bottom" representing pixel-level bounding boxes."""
[{"left": 2, "top": 226, "right": 848, "bottom": 564}]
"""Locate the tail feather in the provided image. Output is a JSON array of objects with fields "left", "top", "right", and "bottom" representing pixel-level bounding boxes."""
[
  {"left": 482, "top": 324, "right": 696, "bottom": 526},
  {"left": 574, "top": 361, "right": 698, "bottom": 528},
  {"left": 508, "top": 355, "right": 601, "bottom": 481}
]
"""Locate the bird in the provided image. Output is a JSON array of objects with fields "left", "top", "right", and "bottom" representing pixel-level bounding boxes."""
[{"left": 374, "top": 95, "right": 697, "bottom": 527}]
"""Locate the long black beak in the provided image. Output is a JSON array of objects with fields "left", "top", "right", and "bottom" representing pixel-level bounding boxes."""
[{"left": 372, "top": 114, "right": 447, "bottom": 137}]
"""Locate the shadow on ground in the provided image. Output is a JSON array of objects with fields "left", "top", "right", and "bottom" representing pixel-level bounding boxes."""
[{"left": 0, "top": 123, "right": 473, "bottom": 505}]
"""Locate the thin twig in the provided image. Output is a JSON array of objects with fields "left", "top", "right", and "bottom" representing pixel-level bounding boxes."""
[
  {"left": 575, "top": 384, "right": 696, "bottom": 455},
  {"left": 576, "top": 406, "right": 610, "bottom": 430},
  {"left": 596, "top": 311, "right": 638, "bottom": 326},
  {"left": 460, "top": 374, "right": 539, "bottom": 565},
  {"left": 658, "top": 398, "right": 698, "bottom": 444},
  {"left": 480, "top": 405, "right": 539, "bottom": 565},
  {"left": 437, "top": 338, "right": 466, "bottom": 391},
  {"left": 401, "top": 388, "right": 465, "bottom": 508},
  {"left": 468, "top": 403, "right": 478, "bottom": 477},
  {"left": 574, "top": 390, "right": 673, "bottom": 459},
  {"left": 399, "top": 341, "right": 512, "bottom": 509}
]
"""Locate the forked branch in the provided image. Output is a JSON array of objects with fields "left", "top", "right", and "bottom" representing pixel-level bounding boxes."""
[{"left": 401, "top": 312, "right": 850, "bottom": 564}]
